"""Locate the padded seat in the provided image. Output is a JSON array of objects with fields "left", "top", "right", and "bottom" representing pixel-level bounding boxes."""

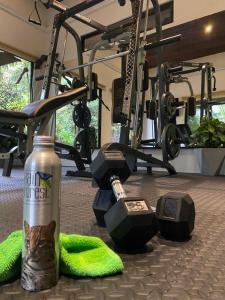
[
  {"left": 0, "top": 109, "right": 28, "bottom": 120},
  {"left": 0, "top": 86, "right": 87, "bottom": 122}
]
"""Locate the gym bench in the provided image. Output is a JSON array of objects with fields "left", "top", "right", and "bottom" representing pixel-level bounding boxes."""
[{"left": 0, "top": 85, "right": 88, "bottom": 177}]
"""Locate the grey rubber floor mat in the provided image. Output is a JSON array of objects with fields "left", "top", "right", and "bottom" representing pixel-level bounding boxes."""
[{"left": 0, "top": 173, "right": 225, "bottom": 299}]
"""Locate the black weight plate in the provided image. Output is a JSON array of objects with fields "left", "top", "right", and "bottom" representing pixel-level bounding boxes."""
[
  {"left": 161, "top": 92, "right": 177, "bottom": 118},
  {"left": 187, "top": 96, "right": 196, "bottom": 116},
  {"left": 162, "top": 123, "right": 180, "bottom": 161},
  {"left": 74, "top": 127, "right": 97, "bottom": 153},
  {"left": 146, "top": 100, "right": 157, "bottom": 120},
  {"left": 72, "top": 103, "right": 91, "bottom": 128}
]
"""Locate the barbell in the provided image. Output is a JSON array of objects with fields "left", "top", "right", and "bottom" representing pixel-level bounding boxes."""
[{"left": 62, "top": 34, "right": 182, "bottom": 74}]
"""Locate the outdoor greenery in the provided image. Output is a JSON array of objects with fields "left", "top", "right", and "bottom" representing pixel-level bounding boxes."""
[
  {"left": 56, "top": 99, "right": 100, "bottom": 146},
  {"left": 0, "top": 60, "right": 30, "bottom": 110},
  {"left": 0, "top": 54, "right": 100, "bottom": 148},
  {"left": 191, "top": 118, "right": 225, "bottom": 148},
  {"left": 0, "top": 56, "right": 31, "bottom": 152},
  {"left": 188, "top": 109, "right": 201, "bottom": 133}
]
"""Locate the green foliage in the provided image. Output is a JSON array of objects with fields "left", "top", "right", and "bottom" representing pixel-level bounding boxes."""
[
  {"left": 56, "top": 100, "right": 100, "bottom": 146},
  {"left": 191, "top": 118, "right": 225, "bottom": 148},
  {"left": 56, "top": 104, "right": 76, "bottom": 145},
  {"left": 188, "top": 113, "right": 200, "bottom": 133},
  {"left": 0, "top": 60, "right": 30, "bottom": 110},
  {"left": 0, "top": 58, "right": 31, "bottom": 151},
  {"left": 88, "top": 100, "right": 99, "bottom": 146}
]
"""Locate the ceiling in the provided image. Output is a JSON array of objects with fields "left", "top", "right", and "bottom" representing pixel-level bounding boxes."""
[{"left": 147, "top": 10, "right": 225, "bottom": 67}]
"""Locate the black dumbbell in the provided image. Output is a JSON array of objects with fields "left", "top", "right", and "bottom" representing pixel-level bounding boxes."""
[
  {"left": 91, "top": 149, "right": 131, "bottom": 226},
  {"left": 102, "top": 187, "right": 195, "bottom": 243},
  {"left": 156, "top": 192, "right": 195, "bottom": 241},
  {"left": 92, "top": 189, "right": 116, "bottom": 227},
  {"left": 91, "top": 150, "right": 158, "bottom": 249}
]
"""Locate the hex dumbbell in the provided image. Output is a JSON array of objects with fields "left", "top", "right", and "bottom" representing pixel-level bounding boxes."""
[
  {"left": 91, "top": 150, "right": 195, "bottom": 245},
  {"left": 103, "top": 182, "right": 195, "bottom": 243},
  {"left": 156, "top": 192, "right": 195, "bottom": 241},
  {"left": 91, "top": 150, "right": 158, "bottom": 249},
  {"left": 91, "top": 149, "right": 131, "bottom": 227}
]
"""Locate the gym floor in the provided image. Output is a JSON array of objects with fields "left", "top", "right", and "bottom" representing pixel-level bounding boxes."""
[{"left": 0, "top": 167, "right": 225, "bottom": 300}]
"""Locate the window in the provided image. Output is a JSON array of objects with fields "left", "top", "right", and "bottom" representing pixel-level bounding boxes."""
[
  {"left": 112, "top": 123, "right": 121, "bottom": 142},
  {"left": 56, "top": 88, "right": 101, "bottom": 147},
  {"left": 188, "top": 107, "right": 201, "bottom": 133},
  {"left": 188, "top": 100, "right": 225, "bottom": 133},
  {"left": 0, "top": 50, "right": 32, "bottom": 110},
  {"left": 88, "top": 96, "right": 101, "bottom": 148},
  {"left": 212, "top": 102, "right": 225, "bottom": 121}
]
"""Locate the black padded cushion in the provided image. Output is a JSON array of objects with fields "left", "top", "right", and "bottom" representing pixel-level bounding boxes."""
[
  {"left": 0, "top": 109, "right": 29, "bottom": 120},
  {"left": 0, "top": 86, "right": 87, "bottom": 121},
  {"left": 21, "top": 86, "right": 88, "bottom": 117}
]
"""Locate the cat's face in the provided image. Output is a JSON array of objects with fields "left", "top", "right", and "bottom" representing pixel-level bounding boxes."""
[{"left": 24, "top": 221, "right": 56, "bottom": 261}]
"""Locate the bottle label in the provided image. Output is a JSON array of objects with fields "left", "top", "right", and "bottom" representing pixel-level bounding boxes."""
[
  {"left": 22, "top": 170, "right": 59, "bottom": 291},
  {"left": 24, "top": 171, "right": 53, "bottom": 204},
  {"left": 21, "top": 220, "right": 57, "bottom": 291}
]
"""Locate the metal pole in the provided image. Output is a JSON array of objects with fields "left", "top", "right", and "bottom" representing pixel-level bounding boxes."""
[
  {"left": 45, "top": 0, "right": 107, "bottom": 32},
  {"left": 207, "top": 64, "right": 213, "bottom": 120},
  {"left": 62, "top": 22, "right": 85, "bottom": 83},
  {"left": 87, "top": 39, "right": 111, "bottom": 101},
  {"left": 150, "top": 0, "right": 163, "bottom": 141},
  {"left": 41, "top": 18, "right": 61, "bottom": 99},
  {"left": 57, "top": 0, "right": 105, "bottom": 24},
  {"left": 119, "top": 44, "right": 129, "bottom": 146},
  {"left": 200, "top": 65, "right": 206, "bottom": 120},
  {"left": 63, "top": 51, "right": 129, "bottom": 74},
  {"left": 62, "top": 35, "right": 181, "bottom": 74}
]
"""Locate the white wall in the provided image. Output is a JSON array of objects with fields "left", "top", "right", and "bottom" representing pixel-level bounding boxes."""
[{"left": 0, "top": 0, "right": 50, "bottom": 59}]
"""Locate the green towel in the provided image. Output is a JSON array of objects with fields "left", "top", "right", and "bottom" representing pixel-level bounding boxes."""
[
  {"left": 0, "top": 231, "right": 22, "bottom": 282},
  {"left": 0, "top": 231, "right": 123, "bottom": 283}
]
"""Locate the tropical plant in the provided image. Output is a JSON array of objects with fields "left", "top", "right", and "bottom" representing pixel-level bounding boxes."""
[{"left": 191, "top": 118, "right": 225, "bottom": 148}]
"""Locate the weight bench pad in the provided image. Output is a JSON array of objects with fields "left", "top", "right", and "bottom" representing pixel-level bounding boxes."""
[{"left": 0, "top": 86, "right": 87, "bottom": 121}]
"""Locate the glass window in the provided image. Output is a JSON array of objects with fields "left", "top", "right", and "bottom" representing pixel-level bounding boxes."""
[
  {"left": 0, "top": 49, "right": 32, "bottom": 110},
  {"left": 212, "top": 103, "right": 225, "bottom": 121},
  {"left": 56, "top": 103, "right": 75, "bottom": 146},
  {"left": 111, "top": 123, "right": 121, "bottom": 142},
  {"left": 188, "top": 107, "right": 201, "bottom": 133},
  {"left": 88, "top": 97, "right": 101, "bottom": 148},
  {"left": 56, "top": 88, "right": 101, "bottom": 147}
]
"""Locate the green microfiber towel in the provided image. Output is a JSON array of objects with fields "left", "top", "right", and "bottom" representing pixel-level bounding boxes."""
[
  {"left": 0, "top": 231, "right": 22, "bottom": 282},
  {"left": 0, "top": 231, "right": 123, "bottom": 283},
  {"left": 60, "top": 233, "right": 123, "bottom": 277}
]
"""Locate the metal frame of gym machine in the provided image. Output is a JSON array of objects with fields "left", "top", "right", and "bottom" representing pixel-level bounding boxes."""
[
  {"left": 141, "top": 60, "right": 216, "bottom": 163},
  {"left": 0, "top": 0, "right": 108, "bottom": 177},
  {"left": 165, "top": 61, "right": 216, "bottom": 120},
  {"left": 42, "top": 0, "right": 181, "bottom": 176},
  {"left": 38, "top": 0, "right": 112, "bottom": 178},
  {"left": 98, "top": 0, "right": 180, "bottom": 175}
]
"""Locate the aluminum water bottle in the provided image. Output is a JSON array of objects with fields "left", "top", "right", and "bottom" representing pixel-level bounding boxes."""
[{"left": 21, "top": 136, "right": 61, "bottom": 291}]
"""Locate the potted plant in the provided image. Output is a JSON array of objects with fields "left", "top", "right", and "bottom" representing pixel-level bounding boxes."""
[{"left": 190, "top": 118, "right": 225, "bottom": 175}]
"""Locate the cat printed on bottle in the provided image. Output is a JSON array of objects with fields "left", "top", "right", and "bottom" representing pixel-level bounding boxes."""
[{"left": 21, "top": 220, "right": 57, "bottom": 291}]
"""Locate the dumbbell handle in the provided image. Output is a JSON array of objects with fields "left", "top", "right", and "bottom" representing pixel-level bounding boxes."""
[
  {"left": 110, "top": 175, "right": 127, "bottom": 201},
  {"left": 110, "top": 175, "right": 156, "bottom": 212}
]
